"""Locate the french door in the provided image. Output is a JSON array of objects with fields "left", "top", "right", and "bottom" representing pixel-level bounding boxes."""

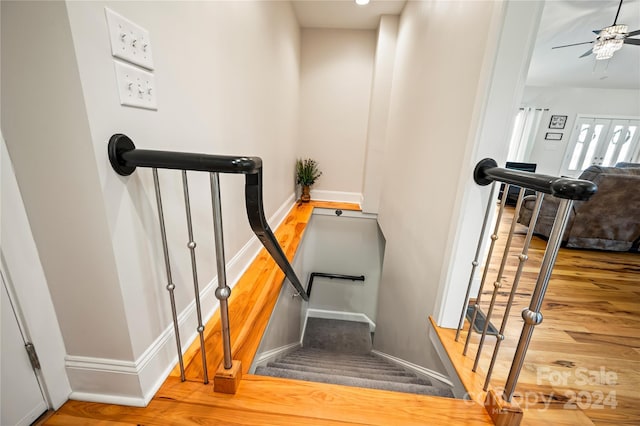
[{"left": 560, "top": 116, "right": 640, "bottom": 177}]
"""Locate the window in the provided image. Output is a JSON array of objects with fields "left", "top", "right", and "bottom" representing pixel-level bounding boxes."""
[{"left": 560, "top": 116, "right": 640, "bottom": 177}]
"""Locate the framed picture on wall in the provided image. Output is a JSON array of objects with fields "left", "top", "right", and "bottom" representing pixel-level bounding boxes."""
[
  {"left": 545, "top": 132, "right": 563, "bottom": 141},
  {"left": 549, "top": 115, "right": 567, "bottom": 129}
]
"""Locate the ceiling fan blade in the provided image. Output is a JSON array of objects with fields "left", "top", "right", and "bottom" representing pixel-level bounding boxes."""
[
  {"left": 552, "top": 41, "right": 594, "bottom": 49},
  {"left": 593, "top": 30, "right": 602, "bottom": 35},
  {"left": 628, "top": 29, "right": 640, "bottom": 36},
  {"left": 624, "top": 38, "right": 640, "bottom": 45},
  {"left": 579, "top": 48, "right": 594, "bottom": 58}
]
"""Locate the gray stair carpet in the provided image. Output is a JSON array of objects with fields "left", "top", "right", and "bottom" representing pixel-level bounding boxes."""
[{"left": 255, "top": 318, "right": 454, "bottom": 398}]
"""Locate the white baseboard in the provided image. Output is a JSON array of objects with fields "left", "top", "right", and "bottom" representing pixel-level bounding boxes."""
[
  {"left": 65, "top": 194, "right": 297, "bottom": 406},
  {"left": 250, "top": 342, "right": 301, "bottom": 373},
  {"left": 427, "top": 324, "right": 468, "bottom": 399},
  {"left": 371, "top": 350, "right": 454, "bottom": 388},
  {"left": 310, "top": 190, "right": 363, "bottom": 206},
  {"left": 305, "top": 308, "right": 376, "bottom": 334}
]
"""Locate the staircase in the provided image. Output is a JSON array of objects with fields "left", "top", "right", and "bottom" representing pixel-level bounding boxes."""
[{"left": 255, "top": 318, "right": 454, "bottom": 397}]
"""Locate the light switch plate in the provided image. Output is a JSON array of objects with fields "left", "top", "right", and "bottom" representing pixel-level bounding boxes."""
[
  {"left": 114, "top": 61, "right": 157, "bottom": 110},
  {"left": 105, "top": 7, "right": 154, "bottom": 70}
]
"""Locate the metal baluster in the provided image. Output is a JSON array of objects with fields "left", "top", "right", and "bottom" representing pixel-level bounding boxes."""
[
  {"left": 503, "top": 198, "right": 573, "bottom": 402},
  {"left": 210, "top": 172, "right": 233, "bottom": 370},
  {"left": 152, "top": 168, "right": 185, "bottom": 381},
  {"left": 182, "top": 171, "right": 209, "bottom": 384},
  {"left": 484, "top": 192, "right": 544, "bottom": 390},
  {"left": 463, "top": 184, "right": 510, "bottom": 356},
  {"left": 473, "top": 187, "right": 524, "bottom": 372},
  {"left": 456, "top": 182, "right": 497, "bottom": 341}
]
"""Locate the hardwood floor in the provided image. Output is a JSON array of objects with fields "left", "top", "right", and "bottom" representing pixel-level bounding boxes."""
[
  {"left": 439, "top": 206, "right": 640, "bottom": 426},
  {"left": 45, "top": 200, "right": 492, "bottom": 425},
  {"left": 45, "top": 201, "right": 638, "bottom": 425}
]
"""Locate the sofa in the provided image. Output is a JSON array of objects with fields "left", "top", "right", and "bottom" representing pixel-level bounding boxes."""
[{"left": 518, "top": 163, "right": 640, "bottom": 252}]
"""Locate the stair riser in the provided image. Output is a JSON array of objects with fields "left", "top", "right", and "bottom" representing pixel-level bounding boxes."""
[
  {"left": 273, "top": 360, "right": 416, "bottom": 377},
  {"left": 272, "top": 360, "right": 412, "bottom": 377},
  {"left": 285, "top": 355, "right": 405, "bottom": 370},
  {"left": 267, "top": 362, "right": 430, "bottom": 385},
  {"left": 280, "top": 358, "right": 407, "bottom": 373}
]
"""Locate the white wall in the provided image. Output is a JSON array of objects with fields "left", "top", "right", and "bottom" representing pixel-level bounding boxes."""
[
  {"left": 524, "top": 86, "right": 640, "bottom": 175},
  {"left": 3, "top": 0, "right": 301, "bottom": 405},
  {"left": 361, "top": 16, "right": 399, "bottom": 214},
  {"left": 434, "top": 1, "right": 544, "bottom": 328},
  {"left": 298, "top": 29, "right": 376, "bottom": 202},
  {"left": 303, "top": 211, "right": 385, "bottom": 322},
  {"left": 252, "top": 239, "right": 306, "bottom": 357},
  {"left": 373, "top": 0, "right": 503, "bottom": 371},
  {"left": 2, "top": 0, "right": 135, "bottom": 364}
]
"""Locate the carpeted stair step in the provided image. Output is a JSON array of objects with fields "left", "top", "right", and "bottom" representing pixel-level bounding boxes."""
[
  {"left": 265, "top": 361, "right": 431, "bottom": 384},
  {"left": 303, "top": 318, "right": 372, "bottom": 354},
  {"left": 281, "top": 354, "right": 407, "bottom": 372},
  {"left": 287, "top": 348, "right": 396, "bottom": 362},
  {"left": 270, "top": 358, "right": 413, "bottom": 377},
  {"left": 255, "top": 318, "right": 454, "bottom": 398},
  {"left": 287, "top": 348, "right": 396, "bottom": 363},
  {"left": 255, "top": 365, "right": 453, "bottom": 397}
]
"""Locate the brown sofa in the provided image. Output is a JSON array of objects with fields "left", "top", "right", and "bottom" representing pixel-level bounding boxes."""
[{"left": 518, "top": 164, "right": 640, "bottom": 252}]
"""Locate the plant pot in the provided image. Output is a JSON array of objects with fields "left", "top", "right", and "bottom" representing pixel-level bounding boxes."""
[{"left": 301, "top": 185, "right": 311, "bottom": 202}]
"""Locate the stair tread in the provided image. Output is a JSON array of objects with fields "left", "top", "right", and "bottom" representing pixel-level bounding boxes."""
[
  {"left": 279, "top": 356, "right": 408, "bottom": 373},
  {"left": 290, "top": 349, "right": 395, "bottom": 362},
  {"left": 273, "top": 359, "right": 413, "bottom": 376},
  {"left": 291, "top": 348, "right": 386, "bottom": 361},
  {"left": 266, "top": 362, "right": 431, "bottom": 384},
  {"left": 255, "top": 366, "right": 453, "bottom": 397}
]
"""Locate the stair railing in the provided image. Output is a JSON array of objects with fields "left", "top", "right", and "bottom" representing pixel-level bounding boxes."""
[
  {"left": 305, "top": 272, "right": 365, "bottom": 298},
  {"left": 108, "top": 133, "right": 309, "bottom": 384},
  {"left": 456, "top": 158, "right": 597, "bottom": 402}
]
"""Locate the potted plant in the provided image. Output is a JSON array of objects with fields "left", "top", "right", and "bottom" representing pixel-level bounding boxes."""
[{"left": 296, "top": 158, "right": 322, "bottom": 202}]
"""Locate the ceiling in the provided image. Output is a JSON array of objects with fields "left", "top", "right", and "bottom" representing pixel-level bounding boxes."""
[
  {"left": 527, "top": 0, "right": 640, "bottom": 89},
  {"left": 292, "top": 0, "right": 406, "bottom": 30},
  {"left": 290, "top": 0, "right": 640, "bottom": 90}
]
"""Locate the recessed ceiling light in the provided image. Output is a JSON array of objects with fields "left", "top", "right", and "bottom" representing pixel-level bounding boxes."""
[{"left": 356, "top": 0, "right": 370, "bottom": 5}]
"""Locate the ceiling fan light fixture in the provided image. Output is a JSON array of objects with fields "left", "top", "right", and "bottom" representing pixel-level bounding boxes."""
[
  {"left": 593, "top": 24, "right": 628, "bottom": 59},
  {"left": 600, "top": 24, "right": 629, "bottom": 38},
  {"left": 593, "top": 38, "right": 624, "bottom": 60}
]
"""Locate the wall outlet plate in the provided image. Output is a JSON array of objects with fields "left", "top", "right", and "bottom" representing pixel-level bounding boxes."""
[
  {"left": 105, "top": 7, "right": 154, "bottom": 70},
  {"left": 114, "top": 61, "right": 157, "bottom": 110}
]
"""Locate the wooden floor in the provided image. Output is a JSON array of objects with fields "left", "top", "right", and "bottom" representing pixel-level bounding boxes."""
[
  {"left": 44, "top": 201, "right": 639, "bottom": 425},
  {"left": 45, "top": 200, "right": 492, "bottom": 425},
  {"left": 439, "top": 206, "right": 640, "bottom": 426}
]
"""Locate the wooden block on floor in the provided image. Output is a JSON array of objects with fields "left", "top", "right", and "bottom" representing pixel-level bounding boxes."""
[
  {"left": 485, "top": 388, "right": 523, "bottom": 426},
  {"left": 214, "top": 360, "right": 242, "bottom": 394}
]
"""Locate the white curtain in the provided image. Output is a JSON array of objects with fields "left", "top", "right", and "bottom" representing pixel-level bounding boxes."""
[{"left": 507, "top": 107, "right": 545, "bottom": 162}]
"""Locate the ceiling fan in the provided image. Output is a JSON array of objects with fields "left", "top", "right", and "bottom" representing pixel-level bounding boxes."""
[{"left": 552, "top": 0, "right": 640, "bottom": 60}]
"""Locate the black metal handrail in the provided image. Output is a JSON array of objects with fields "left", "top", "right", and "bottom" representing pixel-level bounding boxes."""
[
  {"left": 306, "top": 272, "right": 365, "bottom": 298},
  {"left": 108, "top": 133, "right": 309, "bottom": 301},
  {"left": 474, "top": 158, "right": 597, "bottom": 201}
]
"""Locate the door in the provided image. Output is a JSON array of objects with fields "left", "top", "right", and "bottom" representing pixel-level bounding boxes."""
[
  {"left": 598, "top": 120, "right": 640, "bottom": 167},
  {"left": 1, "top": 269, "right": 48, "bottom": 426},
  {"left": 560, "top": 116, "right": 640, "bottom": 177}
]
